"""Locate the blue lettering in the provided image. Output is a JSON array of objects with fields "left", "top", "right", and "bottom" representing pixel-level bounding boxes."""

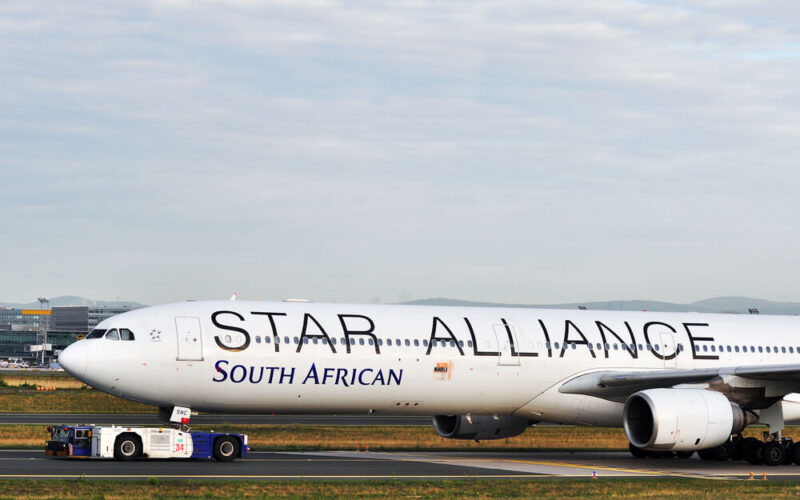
[
  {"left": 280, "top": 367, "right": 295, "bottom": 384},
  {"left": 230, "top": 365, "right": 246, "bottom": 383},
  {"left": 335, "top": 368, "right": 349, "bottom": 387},
  {"left": 303, "top": 363, "right": 320, "bottom": 384},
  {"left": 249, "top": 366, "right": 264, "bottom": 384},
  {"left": 388, "top": 369, "right": 403, "bottom": 386},
  {"left": 213, "top": 360, "right": 229, "bottom": 382},
  {"left": 322, "top": 367, "right": 334, "bottom": 384},
  {"left": 266, "top": 366, "right": 279, "bottom": 384},
  {"left": 371, "top": 369, "right": 385, "bottom": 385},
  {"left": 358, "top": 368, "right": 373, "bottom": 385}
]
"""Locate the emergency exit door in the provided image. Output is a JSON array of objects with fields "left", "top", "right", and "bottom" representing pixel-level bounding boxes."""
[{"left": 175, "top": 317, "right": 203, "bottom": 361}]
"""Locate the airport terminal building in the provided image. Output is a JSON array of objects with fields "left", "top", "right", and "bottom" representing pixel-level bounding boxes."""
[{"left": 0, "top": 305, "right": 140, "bottom": 365}]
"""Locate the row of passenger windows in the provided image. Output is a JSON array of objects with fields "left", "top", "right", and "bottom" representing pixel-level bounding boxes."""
[
  {"left": 86, "top": 328, "right": 135, "bottom": 341},
  {"left": 248, "top": 335, "right": 800, "bottom": 355}
]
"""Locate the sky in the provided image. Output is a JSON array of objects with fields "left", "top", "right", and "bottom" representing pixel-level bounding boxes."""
[{"left": 3, "top": 0, "right": 800, "bottom": 306}]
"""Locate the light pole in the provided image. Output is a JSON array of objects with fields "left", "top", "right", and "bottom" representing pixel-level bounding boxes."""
[{"left": 37, "top": 297, "right": 49, "bottom": 365}]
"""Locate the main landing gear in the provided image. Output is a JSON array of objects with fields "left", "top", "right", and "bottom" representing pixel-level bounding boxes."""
[{"left": 629, "top": 433, "right": 800, "bottom": 466}]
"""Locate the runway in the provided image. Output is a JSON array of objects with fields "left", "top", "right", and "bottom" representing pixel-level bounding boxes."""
[
  {"left": 0, "top": 414, "right": 431, "bottom": 426},
  {"left": 3, "top": 449, "right": 800, "bottom": 481}
]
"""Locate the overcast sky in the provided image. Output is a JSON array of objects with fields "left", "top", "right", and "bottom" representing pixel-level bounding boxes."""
[{"left": 3, "top": 1, "right": 800, "bottom": 306}]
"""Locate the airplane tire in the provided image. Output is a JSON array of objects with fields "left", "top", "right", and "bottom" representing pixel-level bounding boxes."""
[
  {"left": 762, "top": 441, "right": 784, "bottom": 466},
  {"left": 213, "top": 436, "right": 239, "bottom": 462},
  {"left": 743, "top": 438, "right": 763, "bottom": 465},
  {"left": 714, "top": 440, "right": 733, "bottom": 461},
  {"left": 732, "top": 437, "right": 746, "bottom": 461},
  {"left": 791, "top": 442, "right": 800, "bottom": 465},
  {"left": 629, "top": 443, "right": 647, "bottom": 458},
  {"left": 114, "top": 434, "right": 141, "bottom": 461},
  {"left": 697, "top": 448, "right": 716, "bottom": 461}
]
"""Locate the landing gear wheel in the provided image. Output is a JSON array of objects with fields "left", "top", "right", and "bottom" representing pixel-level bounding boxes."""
[
  {"left": 714, "top": 440, "right": 733, "bottom": 461},
  {"left": 743, "top": 437, "right": 763, "bottom": 465},
  {"left": 762, "top": 441, "right": 785, "bottom": 466},
  {"left": 782, "top": 441, "right": 794, "bottom": 465},
  {"left": 114, "top": 435, "right": 141, "bottom": 461},
  {"left": 629, "top": 443, "right": 647, "bottom": 458},
  {"left": 732, "top": 437, "right": 745, "bottom": 461},
  {"left": 213, "top": 436, "right": 239, "bottom": 462},
  {"left": 792, "top": 442, "right": 800, "bottom": 465},
  {"left": 674, "top": 451, "right": 694, "bottom": 459},
  {"left": 697, "top": 448, "right": 716, "bottom": 461}
]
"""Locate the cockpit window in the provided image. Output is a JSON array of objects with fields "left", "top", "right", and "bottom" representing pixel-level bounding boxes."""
[
  {"left": 86, "top": 329, "right": 106, "bottom": 339},
  {"left": 120, "top": 329, "right": 135, "bottom": 341},
  {"left": 105, "top": 329, "right": 119, "bottom": 341}
]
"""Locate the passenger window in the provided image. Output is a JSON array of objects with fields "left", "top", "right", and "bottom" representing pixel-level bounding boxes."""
[
  {"left": 387, "top": 339, "right": 393, "bottom": 346},
  {"left": 734, "top": 346, "right": 740, "bottom": 352},
  {"left": 758, "top": 346, "right": 763, "bottom": 353},
  {"left": 119, "top": 329, "right": 135, "bottom": 341},
  {"left": 766, "top": 346, "right": 771, "bottom": 353},
  {"left": 710, "top": 346, "right": 716, "bottom": 352},
  {"left": 782, "top": 347, "right": 787, "bottom": 353},
  {"left": 358, "top": 338, "right": 364, "bottom": 345},
  {"left": 423, "top": 340, "right": 428, "bottom": 346},
  {"left": 406, "top": 339, "right": 411, "bottom": 347},
  {"left": 105, "top": 329, "right": 119, "bottom": 341},
  {"left": 266, "top": 336, "right": 271, "bottom": 343},
  {"left": 255, "top": 336, "right": 261, "bottom": 344},
  {"left": 414, "top": 339, "right": 420, "bottom": 347},
  {"left": 368, "top": 339, "right": 374, "bottom": 346}
]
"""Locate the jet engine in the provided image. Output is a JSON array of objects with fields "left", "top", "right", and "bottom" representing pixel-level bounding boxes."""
[
  {"left": 432, "top": 415, "right": 531, "bottom": 440},
  {"left": 623, "top": 388, "right": 753, "bottom": 451}
]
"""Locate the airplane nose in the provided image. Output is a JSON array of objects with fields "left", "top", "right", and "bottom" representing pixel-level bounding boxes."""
[{"left": 58, "top": 342, "right": 87, "bottom": 378}]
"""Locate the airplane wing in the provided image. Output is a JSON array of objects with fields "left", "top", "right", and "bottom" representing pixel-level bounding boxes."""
[{"left": 558, "top": 364, "right": 800, "bottom": 406}]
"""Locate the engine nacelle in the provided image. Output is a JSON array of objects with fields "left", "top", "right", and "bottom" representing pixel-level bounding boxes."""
[
  {"left": 624, "top": 389, "right": 750, "bottom": 451},
  {"left": 432, "top": 415, "right": 530, "bottom": 440}
]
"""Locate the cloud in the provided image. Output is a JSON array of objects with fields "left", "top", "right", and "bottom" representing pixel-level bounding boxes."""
[{"left": 3, "top": 1, "right": 800, "bottom": 304}]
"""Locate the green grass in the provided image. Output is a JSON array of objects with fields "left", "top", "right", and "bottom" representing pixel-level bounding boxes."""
[
  {"left": 0, "top": 478, "right": 799, "bottom": 499},
  {"left": 0, "top": 388, "right": 156, "bottom": 413}
]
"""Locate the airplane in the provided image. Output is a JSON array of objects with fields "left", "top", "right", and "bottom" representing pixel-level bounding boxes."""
[{"left": 56, "top": 299, "right": 800, "bottom": 466}]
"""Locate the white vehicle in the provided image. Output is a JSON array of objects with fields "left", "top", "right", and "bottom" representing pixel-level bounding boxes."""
[
  {"left": 7, "top": 357, "right": 28, "bottom": 368},
  {"left": 0, "top": 359, "right": 8, "bottom": 368},
  {"left": 58, "top": 300, "right": 800, "bottom": 466},
  {"left": 45, "top": 424, "right": 247, "bottom": 461}
]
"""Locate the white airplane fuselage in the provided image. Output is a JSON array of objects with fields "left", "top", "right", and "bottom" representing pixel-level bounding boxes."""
[{"left": 58, "top": 301, "right": 800, "bottom": 427}]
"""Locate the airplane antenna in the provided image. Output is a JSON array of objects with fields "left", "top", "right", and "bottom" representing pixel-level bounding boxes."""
[{"left": 230, "top": 292, "right": 238, "bottom": 302}]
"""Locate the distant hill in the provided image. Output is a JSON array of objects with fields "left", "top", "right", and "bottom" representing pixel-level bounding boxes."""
[
  {"left": 401, "top": 296, "right": 800, "bottom": 315},
  {"left": 0, "top": 296, "right": 146, "bottom": 309}
]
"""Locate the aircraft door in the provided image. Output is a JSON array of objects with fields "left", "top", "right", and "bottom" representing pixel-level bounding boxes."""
[
  {"left": 660, "top": 332, "right": 677, "bottom": 368},
  {"left": 175, "top": 317, "right": 204, "bottom": 361},
  {"left": 493, "top": 323, "right": 521, "bottom": 366}
]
